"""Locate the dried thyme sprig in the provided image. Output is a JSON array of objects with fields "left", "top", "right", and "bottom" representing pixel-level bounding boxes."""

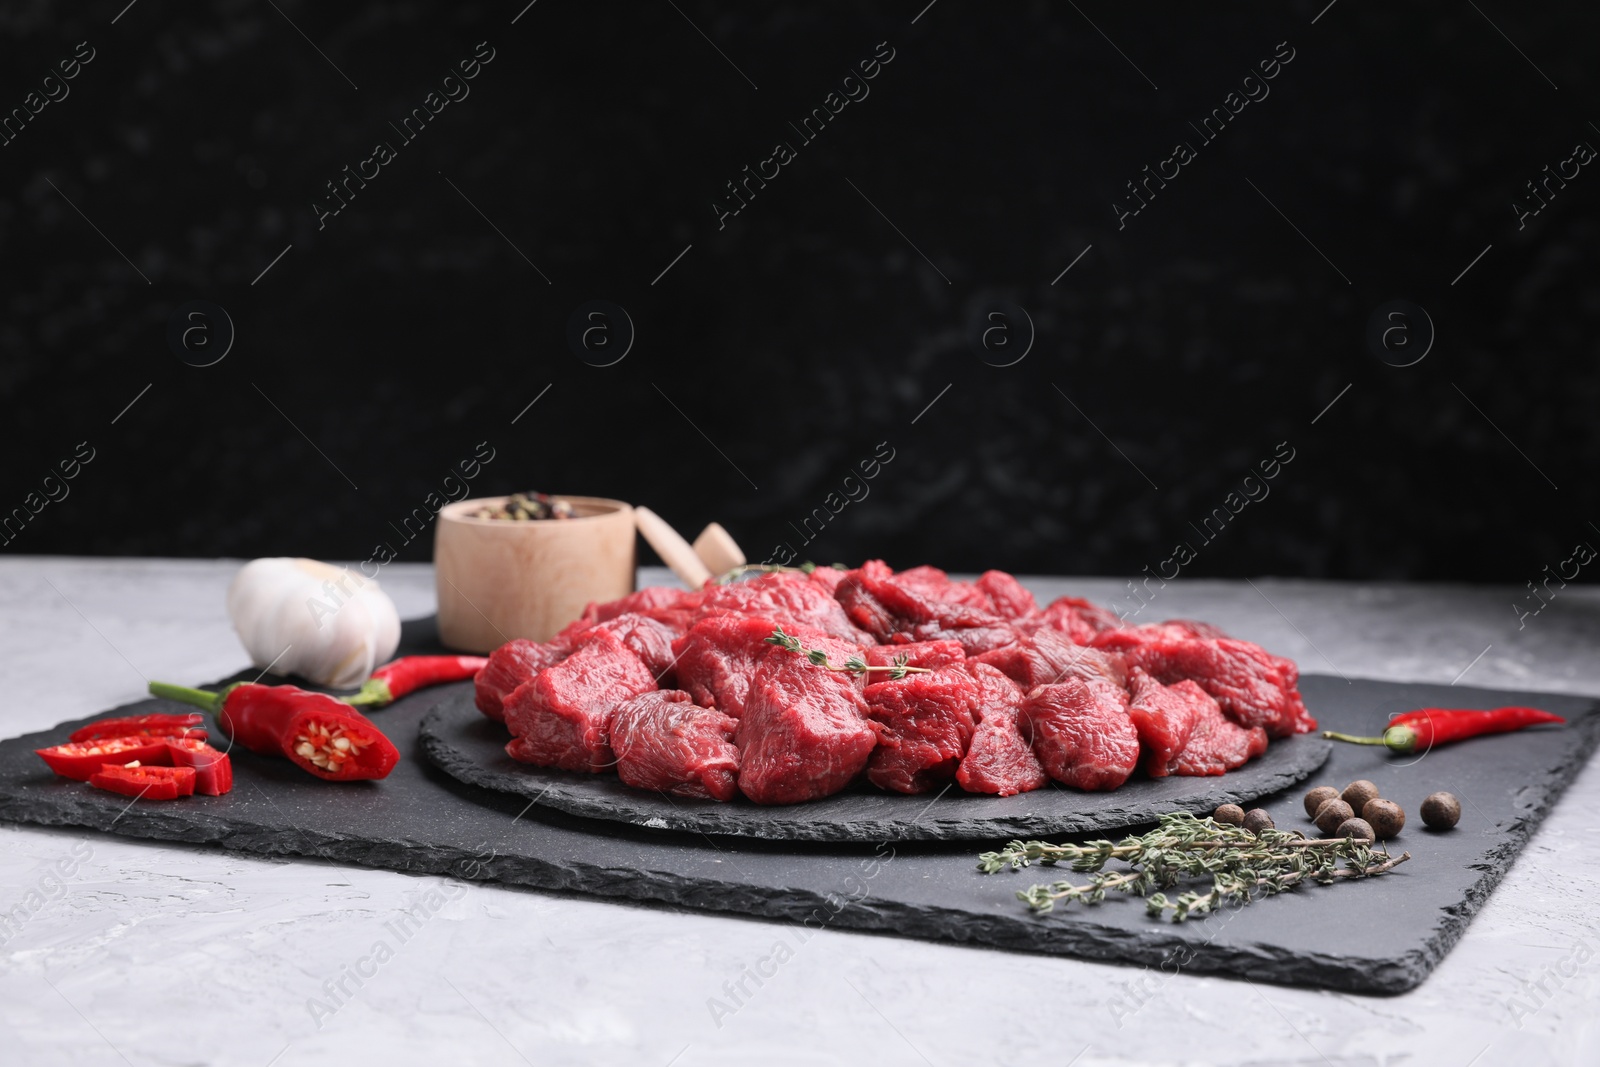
[
  {"left": 765, "top": 627, "right": 932, "bottom": 680},
  {"left": 980, "top": 812, "right": 1411, "bottom": 922}
]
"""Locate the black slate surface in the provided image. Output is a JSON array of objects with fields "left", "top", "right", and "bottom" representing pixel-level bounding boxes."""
[
  {"left": 419, "top": 692, "right": 1331, "bottom": 842},
  {"left": 1, "top": 656, "right": 1596, "bottom": 994}
]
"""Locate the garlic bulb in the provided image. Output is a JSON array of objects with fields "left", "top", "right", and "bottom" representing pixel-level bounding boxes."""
[{"left": 226, "top": 558, "right": 401, "bottom": 688}]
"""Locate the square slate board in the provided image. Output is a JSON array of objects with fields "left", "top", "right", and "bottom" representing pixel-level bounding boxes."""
[{"left": 1, "top": 620, "right": 1594, "bottom": 994}]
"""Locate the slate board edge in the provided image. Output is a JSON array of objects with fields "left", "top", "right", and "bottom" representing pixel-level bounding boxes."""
[
  {"left": 4, "top": 678, "right": 1597, "bottom": 996},
  {"left": 417, "top": 701, "right": 1334, "bottom": 843},
  {"left": 0, "top": 765, "right": 1421, "bottom": 995},
  {"left": 1396, "top": 703, "right": 1600, "bottom": 990}
]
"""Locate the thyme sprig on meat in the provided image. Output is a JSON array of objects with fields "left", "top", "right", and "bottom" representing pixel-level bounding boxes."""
[
  {"left": 978, "top": 812, "right": 1411, "bottom": 921},
  {"left": 765, "top": 627, "right": 932, "bottom": 680},
  {"left": 716, "top": 562, "right": 847, "bottom": 585}
]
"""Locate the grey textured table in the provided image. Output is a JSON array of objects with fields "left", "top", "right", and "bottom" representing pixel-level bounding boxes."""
[{"left": 2, "top": 559, "right": 1597, "bottom": 1066}]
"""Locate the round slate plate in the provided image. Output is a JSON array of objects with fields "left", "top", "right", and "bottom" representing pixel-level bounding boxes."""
[{"left": 418, "top": 691, "right": 1332, "bottom": 843}]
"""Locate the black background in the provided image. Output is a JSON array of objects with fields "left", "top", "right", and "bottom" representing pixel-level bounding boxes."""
[{"left": 2, "top": 2, "right": 1595, "bottom": 581}]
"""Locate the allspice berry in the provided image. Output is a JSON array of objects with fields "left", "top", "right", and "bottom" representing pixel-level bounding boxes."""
[
  {"left": 1363, "top": 798, "right": 1406, "bottom": 839},
  {"left": 1341, "top": 780, "right": 1381, "bottom": 811},
  {"left": 1314, "top": 798, "right": 1355, "bottom": 834},
  {"left": 1214, "top": 803, "right": 1245, "bottom": 826},
  {"left": 1336, "top": 817, "right": 1376, "bottom": 843},
  {"left": 1304, "top": 786, "right": 1340, "bottom": 818},
  {"left": 1242, "top": 808, "right": 1275, "bottom": 835},
  {"left": 1421, "top": 792, "right": 1462, "bottom": 830}
]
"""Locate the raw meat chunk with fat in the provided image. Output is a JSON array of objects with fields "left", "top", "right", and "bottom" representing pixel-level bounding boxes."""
[
  {"left": 1124, "top": 667, "right": 1203, "bottom": 777},
  {"left": 672, "top": 615, "right": 855, "bottom": 719},
  {"left": 974, "top": 629, "right": 1128, "bottom": 691},
  {"left": 694, "top": 572, "right": 866, "bottom": 642},
  {"left": 1016, "top": 595, "right": 1125, "bottom": 644},
  {"left": 475, "top": 636, "right": 573, "bottom": 722},
  {"left": 1017, "top": 677, "right": 1140, "bottom": 791},
  {"left": 956, "top": 663, "right": 1046, "bottom": 796},
  {"left": 1091, "top": 626, "right": 1315, "bottom": 738},
  {"left": 833, "top": 560, "right": 1020, "bottom": 655},
  {"left": 611, "top": 689, "right": 740, "bottom": 800},
  {"left": 736, "top": 653, "right": 878, "bottom": 804},
  {"left": 864, "top": 666, "right": 979, "bottom": 794},
  {"left": 1171, "top": 686, "right": 1269, "bottom": 776},
  {"left": 582, "top": 585, "right": 704, "bottom": 632},
  {"left": 864, "top": 640, "right": 966, "bottom": 671},
  {"left": 501, "top": 629, "right": 657, "bottom": 772}
]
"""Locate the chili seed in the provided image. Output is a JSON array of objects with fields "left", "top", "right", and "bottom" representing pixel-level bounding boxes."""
[
  {"left": 1362, "top": 798, "right": 1406, "bottom": 839},
  {"left": 1303, "top": 786, "right": 1340, "bottom": 818},
  {"left": 1421, "top": 792, "right": 1461, "bottom": 830}
]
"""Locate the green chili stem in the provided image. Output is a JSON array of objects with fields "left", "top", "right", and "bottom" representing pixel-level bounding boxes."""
[
  {"left": 1321, "top": 730, "right": 1388, "bottom": 746},
  {"left": 341, "top": 679, "right": 393, "bottom": 707},
  {"left": 1322, "top": 727, "right": 1418, "bottom": 753},
  {"left": 147, "top": 681, "right": 224, "bottom": 713}
]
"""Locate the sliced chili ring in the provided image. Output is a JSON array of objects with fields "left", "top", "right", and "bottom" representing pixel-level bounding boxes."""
[
  {"left": 88, "top": 763, "right": 197, "bottom": 800},
  {"left": 284, "top": 710, "right": 400, "bottom": 781},
  {"left": 165, "top": 738, "right": 234, "bottom": 796},
  {"left": 36, "top": 737, "right": 174, "bottom": 781},
  {"left": 69, "top": 713, "right": 205, "bottom": 743}
]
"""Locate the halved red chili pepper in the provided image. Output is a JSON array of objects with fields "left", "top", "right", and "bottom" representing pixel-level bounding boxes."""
[
  {"left": 343, "top": 655, "right": 489, "bottom": 708},
  {"left": 148, "top": 681, "right": 400, "bottom": 781},
  {"left": 69, "top": 713, "right": 205, "bottom": 743},
  {"left": 1325, "top": 706, "right": 1565, "bottom": 753},
  {"left": 88, "top": 763, "right": 196, "bottom": 800},
  {"left": 165, "top": 738, "right": 234, "bottom": 796},
  {"left": 36, "top": 736, "right": 175, "bottom": 781}
]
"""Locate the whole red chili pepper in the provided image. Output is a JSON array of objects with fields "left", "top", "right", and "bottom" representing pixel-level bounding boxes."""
[
  {"left": 1324, "top": 706, "right": 1565, "bottom": 754},
  {"left": 148, "top": 681, "right": 400, "bottom": 781},
  {"left": 342, "top": 655, "right": 488, "bottom": 709}
]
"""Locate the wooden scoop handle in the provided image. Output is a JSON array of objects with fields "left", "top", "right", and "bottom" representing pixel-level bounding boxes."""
[
  {"left": 634, "top": 507, "right": 712, "bottom": 589},
  {"left": 692, "top": 523, "right": 746, "bottom": 577}
]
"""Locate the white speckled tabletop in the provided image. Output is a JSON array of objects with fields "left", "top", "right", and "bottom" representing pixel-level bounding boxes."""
[{"left": 2, "top": 559, "right": 1597, "bottom": 1066}]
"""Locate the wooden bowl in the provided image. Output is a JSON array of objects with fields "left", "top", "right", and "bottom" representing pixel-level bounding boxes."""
[{"left": 434, "top": 495, "right": 635, "bottom": 651}]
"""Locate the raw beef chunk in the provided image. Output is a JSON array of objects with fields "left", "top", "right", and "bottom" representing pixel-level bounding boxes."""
[
  {"left": 864, "top": 666, "right": 979, "bottom": 794},
  {"left": 1171, "top": 687, "right": 1269, "bottom": 776},
  {"left": 956, "top": 663, "right": 1047, "bottom": 796},
  {"left": 736, "top": 655, "right": 878, "bottom": 804},
  {"left": 864, "top": 640, "right": 966, "bottom": 671},
  {"left": 502, "top": 629, "right": 657, "bottom": 771},
  {"left": 974, "top": 571, "right": 1039, "bottom": 620},
  {"left": 581, "top": 585, "right": 704, "bottom": 631},
  {"left": 593, "top": 613, "right": 681, "bottom": 684},
  {"left": 1125, "top": 668, "right": 1203, "bottom": 777},
  {"left": 674, "top": 615, "right": 779, "bottom": 718},
  {"left": 1016, "top": 596, "right": 1125, "bottom": 644},
  {"left": 694, "top": 572, "right": 866, "bottom": 642},
  {"left": 1149, "top": 619, "right": 1230, "bottom": 640},
  {"left": 804, "top": 566, "right": 850, "bottom": 594},
  {"left": 475, "top": 637, "right": 572, "bottom": 722},
  {"left": 1091, "top": 627, "right": 1315, "bottom": 738},
  {"left": 833, "top": 560, "right": 1020, "bottom": 655},
  {"left": 1017, "top": 678, "right": 1140, "bottom": 791},
  {"left": 975, "top": 629, "right": 1128, "bottom": 692},
  {"left": 611, "top": 689, "right": 740, "bottom": 800}
]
